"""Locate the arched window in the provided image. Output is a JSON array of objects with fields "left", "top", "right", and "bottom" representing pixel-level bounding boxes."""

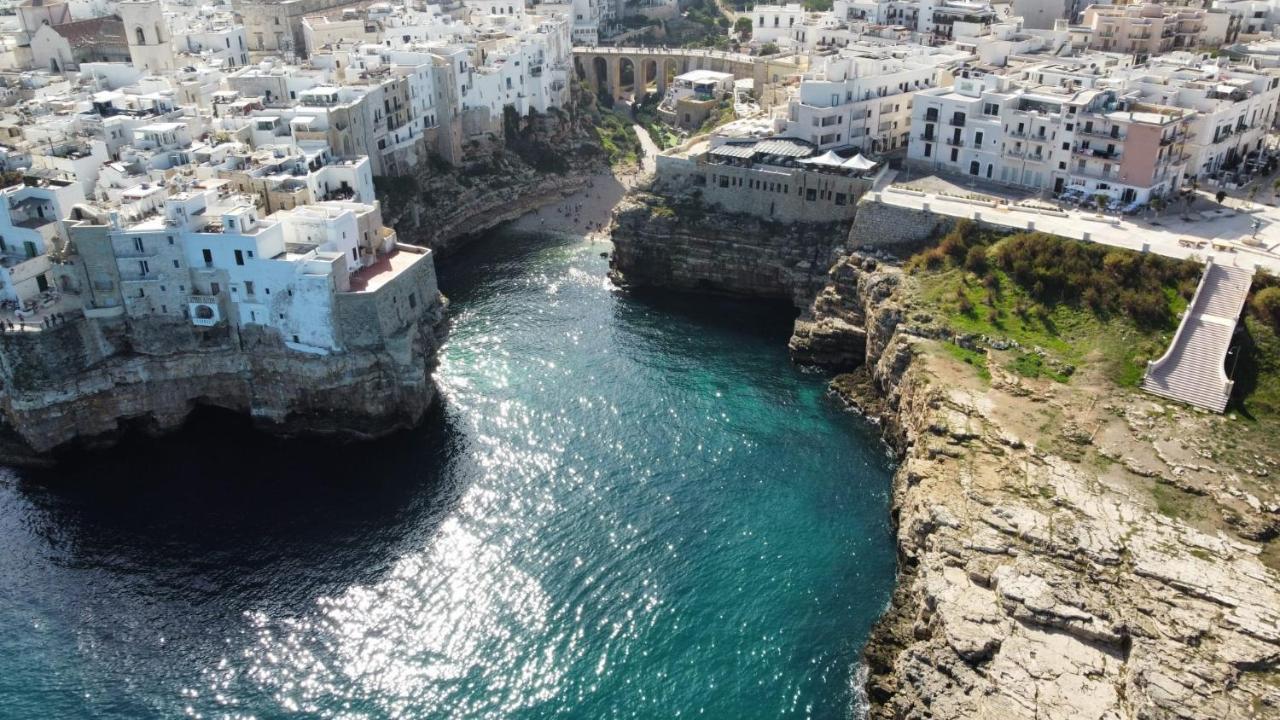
[
  {"left": 135, "top": 26, "right": 146, "bottom": 45},
  {"left": 154, "top": 23, "right": 163, "bottom": 43}
]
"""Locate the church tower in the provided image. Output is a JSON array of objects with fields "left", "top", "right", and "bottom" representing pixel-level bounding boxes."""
[{"left": 119, "top": 0, "right": 174, "bottom": 73}]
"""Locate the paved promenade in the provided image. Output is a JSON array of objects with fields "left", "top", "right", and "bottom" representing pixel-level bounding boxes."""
[{"left": 874, "top": 179, "right": 1280, "bottom": 275}]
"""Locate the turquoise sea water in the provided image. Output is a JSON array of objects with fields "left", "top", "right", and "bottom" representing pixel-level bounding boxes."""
[{"left": 0, "top": 230, "right": 895, "bottom": 719}]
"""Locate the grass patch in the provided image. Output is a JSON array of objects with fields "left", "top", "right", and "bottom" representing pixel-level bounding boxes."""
[
  {"left": 939, "top": 341, "right": 991, "bottom": 382},
  {"left": 1229, "top": 273, "right": 1280, "bottom": 426},
  {"left": 1007, "top": 351, "right": 1070, "bottom": 383},
  {"left": 1151, "top": 481, "right": 1207, "bottom": 521},
  {"left": 909, "top": 222, "right": 1194, "bottom": 389},
  {"left": 592, "top": 109, "right": 640, "bottom": 167}
]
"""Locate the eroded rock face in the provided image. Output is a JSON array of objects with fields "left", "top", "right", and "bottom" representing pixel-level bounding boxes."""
[
  {"left": 609, "top": 187, "right": 1280, "bottom": 718},
  {"left": 381, "top": 103, "right": 607, "bottom": 256},
  {"left": 609, "top": 193, "right": 852, "bottom": 308},
  {"left": 0, "top": 297, "right": 447, "bottom": 459},
  {"left": 832, "top": 266, "right": 1280, "bottom": 720}
]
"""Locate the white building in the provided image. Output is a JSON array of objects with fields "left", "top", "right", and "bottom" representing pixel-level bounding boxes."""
[
  {"left": 908, "top": 67, "right": 1195, "bottom": 203},
  {"left": 0, "top": 173, "right": 84, "bottom": 304},
  {"left": 783, "top": 43, "right": 970, "bottom": 153}
]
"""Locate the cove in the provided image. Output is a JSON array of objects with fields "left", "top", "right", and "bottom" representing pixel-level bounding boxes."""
[{"left": 0, "top": 229, "right": 896, "bottom": 719}]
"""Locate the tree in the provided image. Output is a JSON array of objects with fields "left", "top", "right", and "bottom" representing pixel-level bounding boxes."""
[
  {"left": 1248, "top": 185, "right": 1259, "bottom": 207},
  {"left": 1149, "top": 196, "right": 1165, "bottom": 218},
  {"left": 1216, "top": 189, "right": 1228, "bottom": 205},
  {"left": 759, "top": 42, "right": 780, "bottom": 55},
  {"left": 734, "top": 16, "right": 753, "bottom": 37},
  {"left": 1252, "top": 286, "right": 1280, "bottom": 330},
  {"left": 1094, "top": 193, "right": 1109, "bottom": 214},
  {"left": 1271, "top": 177, "right": 1280, "bottom": 202}
]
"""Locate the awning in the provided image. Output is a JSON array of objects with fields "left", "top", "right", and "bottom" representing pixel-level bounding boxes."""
[
  {"left": 752, "top": 138, "right": 813, "bottom": 157},
  {"left": 799, "top": 150, "right": 847, "bottom": 167},
  {"left": 709, "top": 143, "right": 757, "bottom": 159},
  {"left": 843, "top": 153, "right": 877, "bottom": 170}
]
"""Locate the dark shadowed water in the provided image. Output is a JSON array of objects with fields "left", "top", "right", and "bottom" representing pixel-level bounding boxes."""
[{"left": 0, "top": 230, "right": 896, "bottom": 719}]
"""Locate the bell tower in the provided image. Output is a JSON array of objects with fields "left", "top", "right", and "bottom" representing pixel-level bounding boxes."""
[{"left": 119, "top": 0, "right": 175, "bottom": 73}]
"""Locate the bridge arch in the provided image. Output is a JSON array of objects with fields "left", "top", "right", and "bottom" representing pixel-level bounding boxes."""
[
  {"left": 618, "top": 56, "right": 637, "bottom": 100},
  {"left": 589, "top": 55, "right": 608, "bottom": 94}
]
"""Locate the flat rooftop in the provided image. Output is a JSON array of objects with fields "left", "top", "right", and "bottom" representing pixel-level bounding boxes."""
[{"left": 347, "top": 248, "right": 423, "bottom": 293}]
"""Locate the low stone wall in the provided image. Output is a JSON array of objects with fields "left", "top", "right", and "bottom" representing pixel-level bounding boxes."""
[{"left": 847, "top": 196, "right": 958, "bottom": 251}]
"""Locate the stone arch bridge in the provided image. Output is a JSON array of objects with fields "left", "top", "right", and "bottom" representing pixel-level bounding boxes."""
[{"left": 572, "top": 46, "right": 798, "bottom": 101}]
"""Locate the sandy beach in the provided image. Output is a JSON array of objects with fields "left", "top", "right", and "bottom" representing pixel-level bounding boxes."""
[{"left": 510, "top": 122, "right": 659, "bottom": 241}]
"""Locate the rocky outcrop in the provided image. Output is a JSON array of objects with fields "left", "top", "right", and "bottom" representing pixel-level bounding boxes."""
[
  {"left": 608, "top": 192, "right": 852, "bottom": 308},
  {"left": 0, "top": 295, "right": 447, "bottom": 461},
  {"left": 789, "top": 253, "right": 903, "bottom": 371},
  {"left": 805, "top": 255, "right": 1280, "bottom": 720},
  {"left": 607, "top": 181, "right": 1280, "bottom": 716}
]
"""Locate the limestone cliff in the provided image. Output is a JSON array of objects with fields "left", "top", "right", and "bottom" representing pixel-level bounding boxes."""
[
  {"left": 608, "top": 189, "right": 1280, "bottom": 718},
  {"left": 379, "top": 94, "right": 609, "bottom": 256},
  {"left": 0, "top": 292, "right": 447, "bottom": 462},
  {"left": 608, "top": 191, "right": 851, "bottom": 308},
  {"left": 803, "top": 253, "right": 1280, "bottom": 720}
]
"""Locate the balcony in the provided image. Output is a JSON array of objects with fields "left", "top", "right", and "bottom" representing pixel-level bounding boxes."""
[
  {"left": 949, "top": 117, "right": 966, "bottom": 127},
  {"left": 945, "top": 138, "right": 965, "bottom": 147},
  {"left": 1078, "top": 126, "right": 1125, "bottom": 141},
  {"left": 1007, "top": 128, "right": 1026, "bottom": 138},
  {"left": 1071, "top": 166, "right": 1116, "bottom": 182},
  {"left": 1004, "top": 147, "right": 1024, "bottom": 157},
  {"left": 2, "top": 253, "right": 51, "bottom": 285},
  {"left": 1073, "top": 146, "right": 1121, "bottom": 160}
]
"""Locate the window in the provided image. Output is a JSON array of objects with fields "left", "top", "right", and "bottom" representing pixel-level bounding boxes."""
[
  {"left": 835, "top": 193, "right": 847, "bottom": 205},
  {"left": 805, "top": 188, "right": 817, "bottom": 201},
  {"left": 923, "top": 143, "right": 932, "bottom": 158},
  {"left": 974, "top": 131, "right": 983, "bottom": 146},
  {"left": 138, "top": 260, "right": 149, "bottom": 275},
  {"left": 167, "top": 236, "right": 174, "bottom": 244},
  {"left": 409, "top": 293, "right": 417, "bottom": 309},
  {"left": 173, "top": 260, "right": 180, "bottom": 268},
  {"left": 950, "top": 148, "right": 959, "bottom": 162},
  {"left": 245, "top": 281, "right": 254, "bottom": 296},
  {"left": 234, "top": 249, "right": 244, "bottom": 266},
  {"left": 202, "top": 248, "right": 212, "bottom": 266},
  {"left": 969, "top": 161, "right": 980, "bottom": 176},
  {"left": 133, "top": 237, "right": 144, "bottom": 253}
]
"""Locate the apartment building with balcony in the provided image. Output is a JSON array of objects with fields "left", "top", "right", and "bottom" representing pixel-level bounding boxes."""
[
  {"left": 0, "top": 172, "right": 83, "bottom": 305},
  {"left": 62, "top": 185, "right": 433, "bottom": 354},
  {"left": 1108, "top": 55, "right": 1280, "bottom": 179},
  {"left": 1079, "top": 3, "right": 1214, "bottom": 58},
  {"left": 782, "top": 43, "right": 971, "bottom": 153},
  {"left": 908, "top": 67, "right": 1194, "bottom": 203}
]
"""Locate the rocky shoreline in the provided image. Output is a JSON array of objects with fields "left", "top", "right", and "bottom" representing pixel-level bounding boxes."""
[{"left": 610, "top": 194, "right": 1280, "bottom": 719}]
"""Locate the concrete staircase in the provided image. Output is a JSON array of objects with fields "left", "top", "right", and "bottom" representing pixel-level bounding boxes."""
[{"left": 1142, "top": 259, "right": 1254, "bottom": 413}]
